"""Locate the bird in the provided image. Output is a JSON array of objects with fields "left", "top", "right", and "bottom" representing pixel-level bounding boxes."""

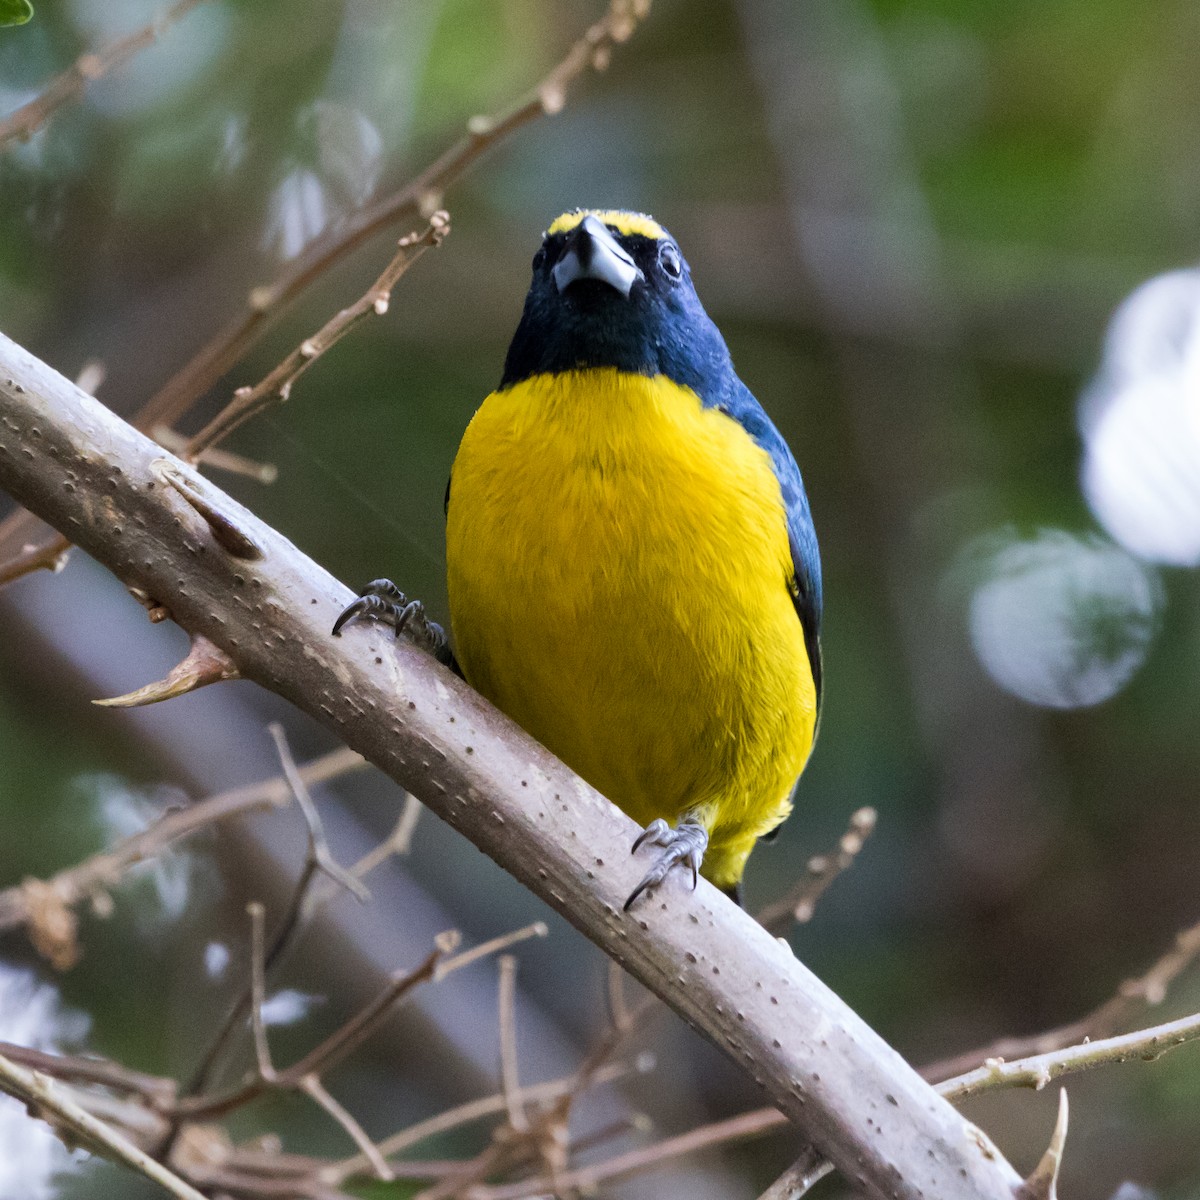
[{"left": 334, "top": 209, "right": 822, "bottom": 909}]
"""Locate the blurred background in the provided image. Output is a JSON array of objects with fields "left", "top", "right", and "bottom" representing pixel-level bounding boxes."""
[{"left": 2, "top": 0, "right": 1200, "bottom": 1196}]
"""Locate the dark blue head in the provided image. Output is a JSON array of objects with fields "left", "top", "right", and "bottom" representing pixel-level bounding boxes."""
[{"left": 500, "top": 209, "right": 734, "bottom": 406}]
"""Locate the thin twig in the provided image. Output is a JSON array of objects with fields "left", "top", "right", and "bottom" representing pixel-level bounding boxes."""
[
  {"left": 756, "top": 806, "right": 877, "bottom": 931},
  {"left": 756, "top": 1148, "right": 832, "bottom": 1200},
  {"left": 434, "top": 922, "right": 548, "bottom": 982},
  {"left": 180, "top": 731, "right": 370, "bottom": 1103},
  {"left": 304, "top": 792, "right": 423, "bottom": 915},
  {"left": 300, "top": 1074, "right": 393, "bottom": 1182},
  {"left": 153, "top": 425, "right": 278, "bottom": 483},
  {"left": 497, "top": 955, "right": 528, "bottom": 1133},
  {"left": 0, "top": 1041, "right": 175, "bottom": 1105},
  {"left": 284, "top": 941, "right": 452, "bottom": 1083},
  {"left": 0, "top": 1050, "right": 208, "bottom": 1200},
  {"left": 939, "top": 1007, "right": 1200, "bottom": 1103},
  {"left": 134, "top": 0, "right": 650, "bottom": 440},
  {"left": 326, "top": 1061, "right": 637, "bottom": 1184},
  {"left": 475, "top": 1107, "right": 786, "bottom": 1200},
  {"left": 0, "top": 0, "right": 209, "bottom": 147},
  {"left": 183, "top": 213, "right": 449, "bottom": 457},
  {"left": 0, "top": 528, "right": 70, "bottom": 585},
  {"left": 268, "top": 723, "right": 369, "bottom": 903},
  {"left": 0, "top": 745, "right": 366, "bottom": 967},
  {"left": 247, "top": 901, "right": 275, "bottom": 1081},
  {"left": 924, "top": 910, "right": 1200, "bottom": 1082}
]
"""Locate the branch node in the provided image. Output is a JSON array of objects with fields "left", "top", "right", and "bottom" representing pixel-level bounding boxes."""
[
  {"left": 19, "top": 878, "right": 80, "bottom": 970},
  {"left": 152, "top": 458, "right": 264, "bottom": 559}
]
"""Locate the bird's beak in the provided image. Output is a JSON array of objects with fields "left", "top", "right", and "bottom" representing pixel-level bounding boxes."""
[{"left": 552, "top": 214, "right": 643, "bottom": 298}]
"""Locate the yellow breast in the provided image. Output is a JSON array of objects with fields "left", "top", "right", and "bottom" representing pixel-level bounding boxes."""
[{"left": 445, "top": 369, "right": 817, "bottom": 887}]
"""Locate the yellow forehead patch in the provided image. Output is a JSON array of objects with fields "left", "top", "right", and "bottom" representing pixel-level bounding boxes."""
[{"left": 547, "top": 209, "right": 666, "bottom": 241}]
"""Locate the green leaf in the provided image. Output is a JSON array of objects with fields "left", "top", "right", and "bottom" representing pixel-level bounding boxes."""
[{"left": 0, "top": 0, "right": 33, "bottom": 26}]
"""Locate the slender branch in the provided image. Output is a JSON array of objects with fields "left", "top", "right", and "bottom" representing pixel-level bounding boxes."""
[
  {"left": 0, "top": 0, "right": 209, "bottom": 148},
  {"left": 247, "top": 901, "right": 275, "bottom": 1081},
  {"left": 0, "top": 1041, "right": 175, "bottom": 1105},
  {"left": 283, "top": 943, "right": 448, "bottom": 1083},
  {"left": 183, "top": 213, "right": 449, "bottom": 458},
  {"left": 756, "top": 1148, "right": 832, "bottom": 1200},
  {"left": 153, "top": 426, "right": 278, "bottom": 483},
  {"left": 180, "top": 738, "right": 371, "bottom": 1102},
  {"left": 0, "top": 744, "right": 366, "bottom": 967},
  {"left": 326, "top": 1060, "right": 637, "bottom": 1183},
  {"left": 133, "top": 0, "right": 650, "bottom": 441},
  {"left": 0, "top": 526, "right": 70, "bottom": 585},
  {"left": 923, "top": 909, "right": 1200, "bottom": 1082},
  {"left": 497, "top": 955, "right": 528, "bottom": 1133},
  {"left": 268, "top": 723, "right": 369, "bottom": 903},
  {"left": 475, "top": 1107, "right": 787, "bottom": 1200},
  {"left": 300, "top": 1074, "right": 393, "bottom": 1182},
  {"left": 939, "top": 1007, "right": 1200, "bottom": 1104},
  {"left": 245, "top": 901, "right": 396, "bottom": 1179},
  {"left": 0, "top": 1050, "right": 207, "bottom": 1200},
  {"left": 756, "top": 806, "right": 877, "bottom": 931}
]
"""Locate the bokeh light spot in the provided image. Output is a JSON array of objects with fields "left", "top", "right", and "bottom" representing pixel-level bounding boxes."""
[{"left": 966, "top": 530, "right": 1161, "bottom": 709}]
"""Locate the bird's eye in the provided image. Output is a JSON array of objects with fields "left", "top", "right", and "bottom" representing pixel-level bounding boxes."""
[
  {"left": 659, "top": 243, "right": 682, "bottom": 280},
  {"left": 532, "top": 247, "right": 547, "bottom": 271}
]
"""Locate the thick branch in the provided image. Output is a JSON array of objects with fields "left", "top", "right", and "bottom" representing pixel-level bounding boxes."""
[{"left": 0, "top": 333, "right": 1021, "bottom": 1200}]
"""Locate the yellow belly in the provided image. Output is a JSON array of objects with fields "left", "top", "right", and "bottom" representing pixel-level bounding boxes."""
[{"left": 445, "top": 369, "right": 817, "bottom": 888}]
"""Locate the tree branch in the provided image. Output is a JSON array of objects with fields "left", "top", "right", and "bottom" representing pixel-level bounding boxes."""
[
  {"left": 0, "top": 1050, "right": 207, "bottom": 1200},
  {"left": 0, "top": 332, "right": 1022, "bottom": 1200},
  {"left": 182, "top": 212, "right": 449, "bottom": 458},
  {"left": 0, "top": 0, "right": 209, "bottom": 148},
  {"left": 0, "top": 744, "right": 366, "bottom": 968}
]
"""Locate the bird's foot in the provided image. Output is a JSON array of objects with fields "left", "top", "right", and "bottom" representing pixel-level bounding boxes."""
[
  {"left": 624, "top": 816, "right": 708, "bottom": 911},
  {"left": 332, "top": 578, "right": 452, "bottom": 663}
]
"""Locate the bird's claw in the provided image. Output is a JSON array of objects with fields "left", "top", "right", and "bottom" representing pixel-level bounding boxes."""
[
  {"left": 625, "top": 817, "right": 708, "bottom": 910},
  {"left": 332, "top": 578, "right": 449, "bottom": 659}
]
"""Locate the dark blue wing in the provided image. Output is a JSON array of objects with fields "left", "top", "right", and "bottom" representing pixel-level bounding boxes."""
[{"left": 718, "top": 377, "right": 823, "bottom": 711}]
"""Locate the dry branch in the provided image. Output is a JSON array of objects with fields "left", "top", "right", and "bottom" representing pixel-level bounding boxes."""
[
  {"left": 0, "top": 0, "right": 653, "bottom": 585},
  {"left": 924, "top": 909, "right": 1200, "bottom": 1082},
  {"left": 0, "top": 744, "right": 366, "bottom": 966},
  {"left": 0, "top": 1050, "right": 206, "bottom": 1200},
  {"left": 183, "top": 212, "right": 449, "bottom": 458},
  {"left": 756, "top": 805, "right": 877, "bottom": 930},
  {"left": 0, "top": 332, "right": 1022, "bottom": 1199},
  {"left": 0, "top": 0, "right": 209, "bottom": 148}
]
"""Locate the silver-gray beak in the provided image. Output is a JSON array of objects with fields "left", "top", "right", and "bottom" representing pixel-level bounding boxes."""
[{"left": 552, "top": 214, "right": 642, "bottom": 298}]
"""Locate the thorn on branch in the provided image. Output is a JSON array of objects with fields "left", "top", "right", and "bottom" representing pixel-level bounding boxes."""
[
  {"left": 93, "top": 634, "right": 239, "bottom": 708},
  {"left": 1019, "top": 1090, "right": 1069, "bottom": 1200}
]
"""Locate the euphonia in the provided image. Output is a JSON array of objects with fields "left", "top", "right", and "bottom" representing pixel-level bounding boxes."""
[{"left": 335, "top": 209, "right": 822, "bottom": 908}]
